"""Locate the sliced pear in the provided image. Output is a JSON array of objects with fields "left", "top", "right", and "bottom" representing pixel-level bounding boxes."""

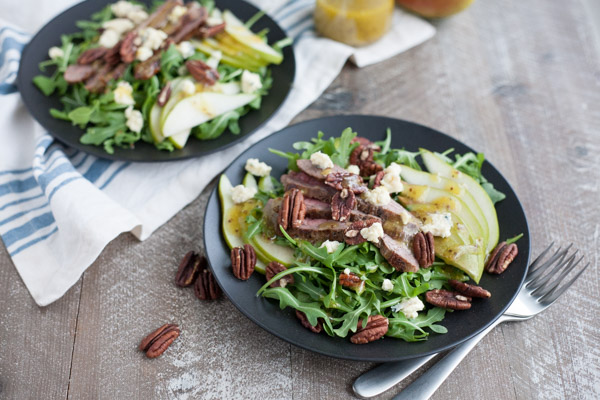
[
  {"left": 162, "top": 92, "right": 257, "bottom": 137},
  {"left": 258, "top": 175, "right": 275, "bottom": 193},
  {"left": 421, "top": 149, "right": 499, "bottom": 254},
  {"left": 159, "top": 77, "right": 188, "bottom": 129},
  {"left": 168, "top": 129, "right": 192, "bottom": 149},
  {"left": 191, "top": 40, "right": 260, "bottom": 70},
  {"left": 218, "top": 174, "right": 266, "bottom": 274},
  {"left": 400, "top": 165, "right": 489, "bottom": 245},
  {"left": 149, "top": 101, "right": 165, "bottom": 143},
  {"left": 251, "top": 233, "right": 295, "bottom": 266},
  {"left": 222, "top": 10, "right": 283, "bottom": 65}
]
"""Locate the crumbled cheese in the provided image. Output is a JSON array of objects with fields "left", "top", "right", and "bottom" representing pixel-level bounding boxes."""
[
  {"left": 177, "top": 41, "right": 195, "bottom": 59},
  {"left": 320, "top": 240, "right": 341, "bottom": 254},
  {"left": 128, "top": 9, "right": 149, "bottom": 24},
  {"left": 98, "top": 29, "right": 120, "bottom": 48},
  {"left": 245, "top": 158, "right": 272, "bottom": 177},
  {"left": 138, "top": 27, "right": 168, "bottom": 51},
  {"left": 422, "top": 212, "right": 453, "bottom": 238},
  {"left": 48, "top": 46, "right": 64, "bottom": 60},
  {"left": 207, "top": 9, "right": 223, "bottom": 26},
  {"left": 363, "top": 186, "right": 391, "bottom": 206},
  {"left": 135, "top": 46, "right": 153, "bottom": 62},
  {"left": 381, "top": 162, "right": 404, "bottom": 194},
  {"left": 382, "top": 279, "right": 394, "bottom": 292},
  {"left": 231, "top": 185, "right": 257, "bottom": 204},
  {"left": 102, "top": 18, "right": 134, "bottom": 34},
  {"left": 241, "top": 70, "right": 263, "bottom": 94},
  {"left": 124, "top": 106, "right": 143, "bottom": 133},
  {"left": 180, "top": 79, "right": 196, "bottom": 95},
  {"left": 343, "top": 268, "right": 351, "bottom": 275},
  {"left": 206, "top": 50, "right": 222, "bottom": 69},
  {"left": 111, "top": 1, "right": 136, "bottom": 18},
  {"left": 346, "top": 165, "right": 360, "bottom": 175},
  {"left": 310, "top": 151, "right": 334, "bottom": 170},
  {"left": 399, "top": 209, "right": 412, "bottom": 225},
  {"left": 391, "top": 297, "right": 425, "bottom": 319},
  {"left": 360, "top": 222, "right": 384, "bottom": 243},
  {"left": 168, "top": 5, "right": 188, "bottom": 24},
  {"left": 113, "top": 81, "right": 134, "bottom": 105}
]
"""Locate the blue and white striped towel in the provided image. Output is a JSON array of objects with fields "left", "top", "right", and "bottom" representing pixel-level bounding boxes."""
[{"left": 0, "top": 0, "right": 434, "bottom": 306}]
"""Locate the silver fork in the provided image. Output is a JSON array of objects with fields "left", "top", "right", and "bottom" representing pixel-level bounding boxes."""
[{"left": 353, "top": 243, "right": 589, "bottom": 399}]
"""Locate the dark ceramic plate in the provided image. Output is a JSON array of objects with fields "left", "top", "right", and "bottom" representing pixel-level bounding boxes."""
[
  {"left": 204, "top": 115, "right": 530, "bottom": 362},
  {"left": 17, "top": 0, "right": 295, "bottom": 162}
]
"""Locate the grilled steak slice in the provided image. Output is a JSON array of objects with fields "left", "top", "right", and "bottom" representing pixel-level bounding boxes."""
[
  {"left": 141, "top": 0, "right": 183, "bottom": 30},
  {"left": 296, "top": 159, "right": 367, "bottom": 194},
  {"left": 356, "top": 197, "right": 421, "bottom": 240},
  {"left": 296, "top": 158, "right": 346, "bottom": 180},
  {"left": 379, "top": 235, "right": 420, "bottom": 272},
  {"left": 281, "top": 171, "right": 337, "bottom": 202},
  {"left": 304, "top": 197, "right": 379, "bottom": 222},
  {"left": 171, "top": 5, "right": 208, "bottom": 43},
  {"left": 64, "top": 64, "right": 95, "bottom": 83}
]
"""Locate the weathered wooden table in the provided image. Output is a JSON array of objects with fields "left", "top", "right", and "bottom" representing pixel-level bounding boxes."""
[{"left": 1, "top": 0, "right": 599, "bottom": 398}]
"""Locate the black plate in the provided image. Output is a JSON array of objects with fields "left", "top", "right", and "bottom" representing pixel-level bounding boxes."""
[
  {"left": 17, "top": 0, "right": 295, "bottom": 162},
  {"left": 204, "top": 115, "right": 530, "bottom": 362}
]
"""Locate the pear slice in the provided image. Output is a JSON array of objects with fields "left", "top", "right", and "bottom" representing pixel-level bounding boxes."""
[
  {"left": 421, "top": 149, "right": 499, "bottom": 254},
  {"left": 162, "top": 92, "right": 256, "bottom": 137},
  {"left": 218, "top": 174, "right": 266, "bottom": 274},
  {"left": 222, "top": 10, "right": 283, "bottom": 65},
  {"left": 400, "top": 165, "right": 489, "bottom": 246},
  {"left": 149, "top": 101, "right": 165, "bottom": 143},
  {"left": 168, "top": 129, "right": 192, "bottom": 149}
]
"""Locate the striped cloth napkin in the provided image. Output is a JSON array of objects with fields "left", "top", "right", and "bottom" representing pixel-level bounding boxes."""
[{"left": 0, "top": 0, "right": 434, "bottom": 306}]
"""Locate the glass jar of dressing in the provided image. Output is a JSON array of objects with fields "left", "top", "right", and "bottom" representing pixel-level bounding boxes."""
[{"left": 314, "top": 0, "right": 394, "bottom": 46}]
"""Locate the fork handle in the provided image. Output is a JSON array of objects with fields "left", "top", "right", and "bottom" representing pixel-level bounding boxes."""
[{"left": 392, "top": 315, "right": 510, "bottom": 400}]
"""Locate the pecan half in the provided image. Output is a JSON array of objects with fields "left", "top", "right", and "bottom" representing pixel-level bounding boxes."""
[
  {"left": 425, "top": 289, "right": 472, "bottom": 310},
  {"left": 332, "top": 189, "right": 356, "bottom": 222},
  {"left": 349, "top": 145, "right": 383, "bottom": 177},
  {"left": 120, "top": 31, "right": 138, "bottom": 64},
  {"left": 295, "top": 310, "right": 322, "bottom": 333},
  {"left": 231, "top": 244, "right": 256, "bottom": 280},
  {"left": 77, "top": 47, "right": 108, "bottom": 65},
  {"left": 157, "top": 81, "right": 172, "bottom": 107},
  {"left": 186, "top": 59, "right": 219, "bottom": 86},
  {"left": 104, "top": 41, "right": 123, "bottom": 66},
  {"left": 175, "top": 250, "right": 204, "bottom": 287},
  {"left": 413, "top": 231, "right": 435, "bottom": 268},
  {"left": 344, "top": 218, "right": 379, "bottom": 245},
  {"left": 448, "top": 279, "right": 491, "bottom": 298},
  {"left": 350, "top": 315, "right": 389, "bottom": 344},
  {"left": 325, "top": 172, "right": 367, "bottom": 194},
  {"left": 139, "top": 323, "right": 180, "bottom": 358},
  {"left": 339, "top": 272, "right": 363, "bottom": 290},
  {"left": 372, "top": 170, "right": 385, "bottom": 188},
  {"left": 486, "top": 242, "right": 518, "bottom": 274},
  {"left": 266, "top": 261, "right": 294, "bottom": 288},
  {"left": 197, "top": 22, "right": 226, "bottom": 39},
  {"left": 194, "top": 268, "right": 221, "bottom": 300},
  {"left": 278, "top": 188, "right": 306, "bottom": 230}
]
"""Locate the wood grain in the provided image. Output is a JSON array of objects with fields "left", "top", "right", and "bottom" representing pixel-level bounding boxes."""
[{"left": 1, "top": 0, "right": 599, "bottom": 398}]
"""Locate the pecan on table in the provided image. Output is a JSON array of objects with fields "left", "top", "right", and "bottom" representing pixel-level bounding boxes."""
[
  {"left": 413, "top": 231, "right": 435, "bottom": 268},
  {"left": 295, "top": 310, "right": 323, "bottom": 333},
  {"left": 175, "top": 250, "right": 204, "bottom": 287},
  {"left": 77, "top": 47, "right": 108, "bottom": 65},
  {"left": 119, "top": 31, "right": 138, "bottom": 64},
  {"left": 332, "top": 188, "right": 356, "bottom": 222},
  {"left": 139, "top": 323, "right": 180, "bottom": 358},
  {"left": 266, "top": 261, "right": 294, "bottom": 288},
  {"left": 194, "top": 268, "right": 222, "bottom": 300},
  {"left": 325, "top": 172, "right": 367, "bottom": 194},
  {"left": 278, "top": 188, "right": 306, "bottom": 230},
  {"left": 231, "top": 244, "right": 256, "bottom": 280},
  {"left": 349, "top": 145, "right": 383, "bottom": 177},
  {"left": 485, "top": 241, "right": 518, "bottom": 274},
  {"left": 186, "top": 59, "right": 219, "bottom": 86},
  {"left": 344, "top": 218, "right": 379, "bottom": 245},
  {"left": 339, "top": 272, "right": 364, "bottom": 291},
  {"left": 449, "top": 279, "right": 491, "bottom": 298},
  {"left": 372, "top": 170, "right": 385, "bottom": 188},
  {"left": 350, "top": 315, "right": 389, "bottom": 344},
  {"left": 157, "top": 81, "right": 172, "bottom": 107},
  {"left": 425, "top": 289, "right": 472, "bottom": 310}
]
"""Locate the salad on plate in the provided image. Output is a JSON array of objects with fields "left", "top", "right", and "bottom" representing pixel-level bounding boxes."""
[
  {"left": 219, "top": 128, "right": 522, "bottom": 344},
  {"left": 33, "top": 0, "right": 290, "bottom": 154}
]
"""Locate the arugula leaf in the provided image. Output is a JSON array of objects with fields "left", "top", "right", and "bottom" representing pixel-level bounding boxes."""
[
  {"left": 387, "top": 308, "right": 447, "bottom": 342},
  {"left": 505, "top": 233, "right": 523, "bottom": 245},
  {"left": 332, "top": 291, "right": 378, "bottom": 337},
  {"left": 67, "top": 106, "right": 94, "bottom": 127},
  {"left": 33, "top": 75, "right": 56, "bottom": 96},
  {"left": 262, "top": 287, "right": 333, "bottom": 331}
]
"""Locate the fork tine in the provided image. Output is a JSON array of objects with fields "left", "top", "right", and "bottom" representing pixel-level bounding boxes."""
[
  {"left": 531, "top": 253, "right": 583, "bottom": 297},
  {"left": 526, "top": 242, "right": 555, "bottom": 273},
  {"left": 527, "top": 245, "right": 571, "bottom": 284},
  {"left": 540, "top": 261, "right": 590, "bottom": 304}
]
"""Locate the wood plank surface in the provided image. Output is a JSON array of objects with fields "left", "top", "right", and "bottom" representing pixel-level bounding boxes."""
[{"left": 1, "top": 0, "right": 599, "bottom": 398}]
